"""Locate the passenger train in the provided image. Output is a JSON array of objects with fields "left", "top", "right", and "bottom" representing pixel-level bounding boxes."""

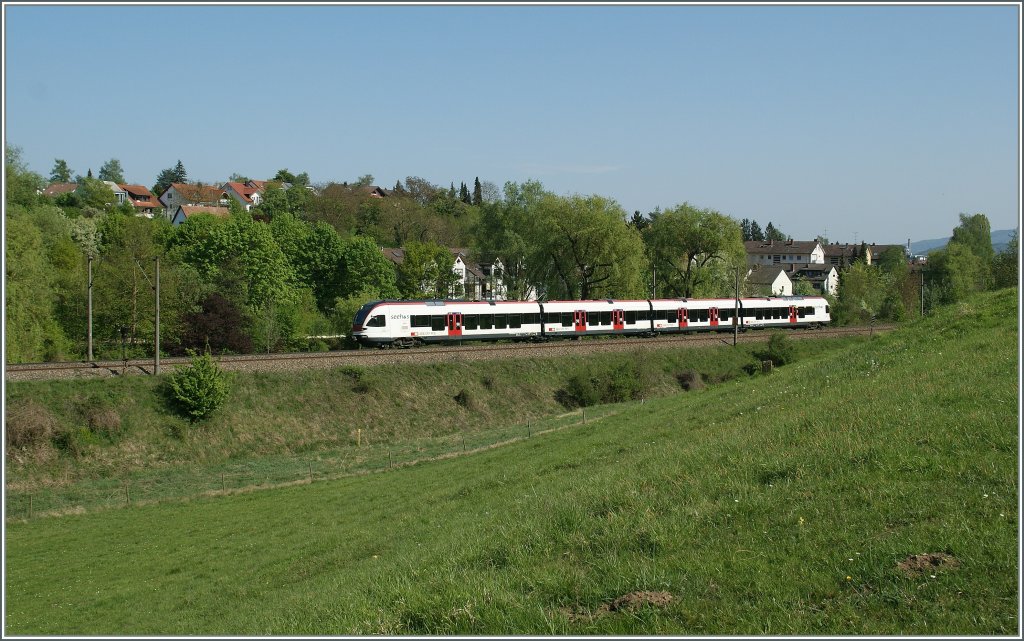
[{"left": 351, "top": 296, "right": 831, "bottom": 348}]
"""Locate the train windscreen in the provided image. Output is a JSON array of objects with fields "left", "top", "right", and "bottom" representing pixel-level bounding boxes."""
[{"left": 352, "top": 302, "right": 380, "bottom": 327}]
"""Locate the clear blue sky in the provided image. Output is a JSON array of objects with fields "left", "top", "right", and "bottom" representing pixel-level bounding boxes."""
[{"left": 4, "top": 2, "right": 1020, "bottom": 244}]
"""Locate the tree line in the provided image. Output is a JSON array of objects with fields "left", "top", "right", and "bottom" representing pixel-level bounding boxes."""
[{"left": 5, "top": 145, "right": 1018, "bottom": 363}]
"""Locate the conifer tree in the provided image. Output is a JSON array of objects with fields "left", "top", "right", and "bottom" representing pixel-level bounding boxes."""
[
  {"left": 472, "top": 177, "right": 482, "bottom": 205},
  {"left": 49, "top": 159, "right": 73, "bottom": 183}
]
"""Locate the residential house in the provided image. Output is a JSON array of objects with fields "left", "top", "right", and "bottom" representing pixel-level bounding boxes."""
[
  {"left": 119, "top": 184, "right": 162, "bottom": 218},
  {"left": 381, "top": 247, "right": 507, "bottom": 300},
  {"left": 745, "top": 266, "right": 793, "bottom": 296},
  {"left": 170, "top": 205, "right": 230, "bottom": 226},
  {"left": 73, "top": 180, "right": 129, "bottom": 206},
  {"left": 789, "top": 263, "right": 839, "bottom": 296},
  {"left": 362, "top": 185, "right": 388, "bottom": 198},
  {"left": 745, "top": 240, "right": 825, "bottom": 267},
  {"left": 222, "top": 181, "right": 264, "bottom": 211},
  {"left": 41, "top": 183, "right": 78, "bottom": 198},
  {"left": 823, "top": 242, "right": 909, "bottom": 268},
  {"left": 159, "top": 183, "right": 229, "bottom": 221}
]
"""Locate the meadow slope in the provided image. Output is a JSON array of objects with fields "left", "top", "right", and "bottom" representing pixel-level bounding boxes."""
[{"left": 4, "top": 289, "right": 1019, "bottom": 635}]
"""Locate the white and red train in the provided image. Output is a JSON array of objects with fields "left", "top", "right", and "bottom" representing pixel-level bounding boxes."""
[{"left": 351, "top": 296, "right": 830, "bottom": 348}]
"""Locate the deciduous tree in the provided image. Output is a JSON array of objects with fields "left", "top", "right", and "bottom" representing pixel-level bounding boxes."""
[{"left": 644, "top": 203, "right": 746, "bottom": 298}]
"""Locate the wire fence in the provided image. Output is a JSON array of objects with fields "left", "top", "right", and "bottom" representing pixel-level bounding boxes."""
[{"left": 6, "top": 404, "right": 629, "bottom": 522}]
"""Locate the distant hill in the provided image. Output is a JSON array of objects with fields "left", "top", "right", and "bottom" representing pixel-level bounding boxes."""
[{"left": 909, "top": 229, "right": 1016, "bottom": 256}]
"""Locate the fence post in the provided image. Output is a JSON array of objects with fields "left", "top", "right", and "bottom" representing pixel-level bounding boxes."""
[
  {"left": 389, "top": 450, "right": 393, "bottom": 468},
  {"left": 583, "top": 408, "right": 586, "bottom": 424},
  {"left": 222, "top": 473, "right": 226, "bottom": 492},
  {"left": 528, "top": 421, "right": 531, "bottom": 438},
  {"left": 125, "top": 481, "right": 131, "bottom": 505},
  {"left": 29, "top": 494, "right": 33, "bottom": 520},
  {"left": 308, "top": 461, "right": 313, "bottom": 483}
]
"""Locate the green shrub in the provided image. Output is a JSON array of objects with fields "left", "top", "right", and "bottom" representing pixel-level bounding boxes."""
[
  {"left": 167, "top": 351, "right": 230, "bottom": 421},
  {"left": 556, "top": 363, "right": 644, "bottom": 408},
  {"left": 760, "top": 332, "right": 795, "bottom": 367}
]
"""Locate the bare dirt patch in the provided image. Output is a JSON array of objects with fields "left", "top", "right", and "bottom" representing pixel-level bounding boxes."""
[
  {"left": 898, "top": 552, "right": 960, "bottom": 577},
  {"left": 562, "top": 590, "right": 674, "bottom": 622}
]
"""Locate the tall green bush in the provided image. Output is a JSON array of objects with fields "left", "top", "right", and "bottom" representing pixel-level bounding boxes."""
[{"left": 168, "top": 351, "right": 229, "bottom": 421}]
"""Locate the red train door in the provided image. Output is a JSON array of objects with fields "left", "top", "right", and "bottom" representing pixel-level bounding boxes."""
[
  {"left": 447, "top": 312, "right": 463, "bottom": 337},
  {"left": 709, "top": 307, "right": 719, "bottom": 327},
  {"left": 574, "top": 310, "right": 587, "bottom": 332},
  {"left": 613, "top": 309, "right": 624, "bottom": 331},
  {"left": 789, "top": 305, "right": 797, "bottom": 324},
  {"left": 678, "top": 307, "right": 688, "bottom": 328}
]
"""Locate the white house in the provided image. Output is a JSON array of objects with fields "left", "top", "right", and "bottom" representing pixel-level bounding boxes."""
[
  {"left": 745, "top": 266, "right": 793, "bottom": 296},
  {"left": 222, "top": 181, "right": 264, "bottom": 211},
  {"left": 745, "top": 240, "right": 825, "bottom": 267},
  {"left": 791, "top": 264, "right": 839, "bottom": 296},
  {"left": 381, "top": 247, "right": 508, "bottom": 300}
]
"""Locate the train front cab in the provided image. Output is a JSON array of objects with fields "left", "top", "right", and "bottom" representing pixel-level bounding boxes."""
[{"left": 351, "top": 301, "right": 393, "bottom": 347}]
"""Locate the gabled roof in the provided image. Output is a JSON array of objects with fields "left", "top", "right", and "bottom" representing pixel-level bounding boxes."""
[
  {"left": 744, "top": 240, "right": 821, "bottom": 255},
  {"left": 119, "top": 184, "right": 157, "bottom": 201},
  {"left": 223, "top": 181, "right": 263, "bottom": 203},
  {"left": 790, "top": 263, "right": 838, "bottom": 277},
  {"left": 822, "top": 243, "right": 860, "bottom": 257},
  {"left": 746, "top": 266, "right": 791, "bottom": 285},
  {"left": 42, "top": 183, "right": 78, "bottom": 197},
  {"left": 164, "top": 183, "right": 228, "bottom": 203}
]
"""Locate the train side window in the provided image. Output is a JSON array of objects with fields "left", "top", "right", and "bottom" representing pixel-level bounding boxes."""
[
  {"left": 600, "top": 311, "right": 611, "bottom": 325},
  {"left": 755, "top": 309, "right": 763, "bottom": 320},
  {"left": 493, "top": 314, "right": 507, "bottom": 329},
  {"left": 688, "top": 309, "right": 698, "bottom": 322},
  {"left": 524, "top": 313, "right": 540, "bottom": 325},
  {"left": 720, "top": 309, "right": 732, "bottom": 321},
  {"left": 654, "top": 309, "right": 668, "bottom": 321},
  {"left": 561, "top": 312, "right": 573, "bottom": 327},
  {"left": 367, "top": 315, "right": 385, "bottom": 327},
  {"left": 478, "top": 314, "right": 493, "bottom": 330},
  {"left": 637, "top": 310, "right": 650, "bottom": 321},
  {"left": 464, "top": 314, "right": 479, "bottom": 330},
  {"left": 625, "top": 310, "right": 637, "bottom": 324},
  {"left": 411, "top": 315, "right": 430, "bottom": 328},
  {"left": 545, "top": 312, "right": 560, "bottom": 323},
  {"left": 825, "top": 305, "right": 830, "bottom": 314},
  {"left": 431, "top": 316, "right": 445, "bottom": 331},
  {"left": 508, "top": 314, "right": 522, "bottom": 328}
]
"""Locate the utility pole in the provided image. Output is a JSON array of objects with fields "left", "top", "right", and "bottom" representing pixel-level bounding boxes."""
[
  {"left": 87, "top": 255, "right": 94, "bottom": 362},
  {"left": 154, "top": 256, "right": 160, "bottom": 375},
  {"left": 733, "top": 267, "right": 740, "bottom": 346}
]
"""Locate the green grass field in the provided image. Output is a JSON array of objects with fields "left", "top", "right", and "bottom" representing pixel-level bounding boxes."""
[{"left": 4, "top": 289, "right": 1019, "bottom": 634}]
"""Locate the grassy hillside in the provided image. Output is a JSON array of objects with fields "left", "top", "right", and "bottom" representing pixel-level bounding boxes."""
[
  {"left": 4, "top": 289, "right": 1018, "bottom": 634},
  {"left": 5, "top": 336, "right": 851, "bottom": 494}
]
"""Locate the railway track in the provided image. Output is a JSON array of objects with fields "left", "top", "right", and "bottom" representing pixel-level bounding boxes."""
[{"left": 5, "top": 325, "right": 893, "bottom": 382}]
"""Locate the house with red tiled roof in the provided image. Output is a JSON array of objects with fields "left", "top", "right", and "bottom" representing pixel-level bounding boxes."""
[
  {"left": 222, "top": 181, "right": 264, "bottom": 211},
  {"left": 158, "top": 183, "right": 229, "bottom": 221},
  {"left": 119, "top": 184, "right": 162, "bottom": 218},
  {"left": 170, "top": 205, "right": 230, "bottom": 226}
]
